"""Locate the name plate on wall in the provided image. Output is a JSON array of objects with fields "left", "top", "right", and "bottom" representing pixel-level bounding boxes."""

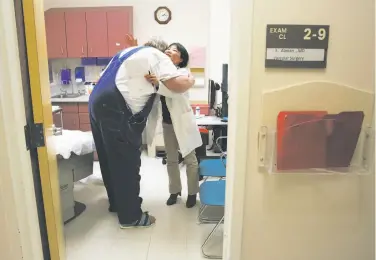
[{"left": 265, "top": 25, "right": 330, "bottom": 68}]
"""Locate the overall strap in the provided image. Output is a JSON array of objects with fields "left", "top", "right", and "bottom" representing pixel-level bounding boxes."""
[
  {"left": 118, "top": 46, "right": 148, "bottom": 63},
  {"left": 96, "top": 46, "right": 148, "bottom": 86}
]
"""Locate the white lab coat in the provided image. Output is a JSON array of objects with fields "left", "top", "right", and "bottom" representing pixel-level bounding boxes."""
[{"left": 145, "top": 69, "right": 203, "bottom": 157}]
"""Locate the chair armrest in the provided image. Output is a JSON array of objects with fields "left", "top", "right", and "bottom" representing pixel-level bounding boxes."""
[
  {"left": 220, "top": 152, "right": 227, "bottom": 168},
  {"left": 216, "top": 136, "right": 228, "bottom": 153}
]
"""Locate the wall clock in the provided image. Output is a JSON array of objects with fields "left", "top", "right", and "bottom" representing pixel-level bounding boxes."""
[{"left": 154, "top": 6, "right": 172, "bottom": 25}]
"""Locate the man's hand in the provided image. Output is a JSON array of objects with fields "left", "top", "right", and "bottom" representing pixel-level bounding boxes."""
[
  {"left": 144, "top": 73, "right": 159, "bottom": 86},
  {"left": 126, "top": 34, "right": 138, "bottom": 47},
  {"left": 188, "top": 73, "right": 195, "bottom": 86}
]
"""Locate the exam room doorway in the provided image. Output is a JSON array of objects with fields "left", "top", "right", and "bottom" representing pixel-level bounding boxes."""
[{"left": 16, "top": 0, "right": 242, "bottom": 259}]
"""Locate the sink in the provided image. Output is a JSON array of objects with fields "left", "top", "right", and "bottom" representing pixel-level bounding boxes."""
[{"left": 51, "top": 93, "right": 83, "bottom": 99}]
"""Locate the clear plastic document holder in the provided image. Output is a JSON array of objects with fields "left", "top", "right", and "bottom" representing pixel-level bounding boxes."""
[{"left": 258, "top": 111, "right": 374, "bottom": 175}]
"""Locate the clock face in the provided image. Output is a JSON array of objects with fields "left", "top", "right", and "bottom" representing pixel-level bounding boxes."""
[
  {"left": 157, "top": 9, "right": 169, "bottom": 22},
  {"left": 155, "top": 7, "right": 171, "bottom": 24}
]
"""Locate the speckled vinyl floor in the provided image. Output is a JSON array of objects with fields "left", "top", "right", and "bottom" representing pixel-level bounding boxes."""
[{"left": 64, "top": 153, "right": 223, "bottom": 260}]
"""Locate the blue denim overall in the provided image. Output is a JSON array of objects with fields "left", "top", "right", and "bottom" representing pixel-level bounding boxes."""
[{"left": 89, "top": 47, "right": 156, "bottom": 224}]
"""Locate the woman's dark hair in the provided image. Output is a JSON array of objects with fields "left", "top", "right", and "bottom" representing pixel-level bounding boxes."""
[{"left": 169, "top": 43, "right": 189, "bottom": 68}]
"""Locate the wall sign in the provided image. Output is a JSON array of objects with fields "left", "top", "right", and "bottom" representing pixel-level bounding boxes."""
[{"left": 265, "top": 25, "right": 330, "bottom": 68}]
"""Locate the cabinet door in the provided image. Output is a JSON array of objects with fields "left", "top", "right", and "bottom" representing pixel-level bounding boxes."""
[
  {"left": 65, "top": 11, "right": 87, "bottom": 58},
  {"left": 107, "top": 8, "right": 133, "bottom": 56},
  {"left": 57, "top": 103, "right": 79, "bottom": 113},
  {"left": 79, "top": 113, "right": 90, "bottom": 124},
  {"left": 86, "top": 10, "right": 109, "bottom": 57},
  {"left": 79, "top": 124, "right": 91, "bottom": 132},
  {"left": 45, "top": 11, "right": 67, "bottom": 58},
  {"left": 62, "top": 113, "right": 80, "bottom": 130}
]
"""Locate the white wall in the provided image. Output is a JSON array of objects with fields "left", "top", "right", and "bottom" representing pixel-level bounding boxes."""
[
  {"left": 239, "top": 0, "right": 375, "bottom": 258},
  {"left": 45, "top": 0, "right": 211, "bottom": 101},
  {"left": 206, "top": 0, "right": 230, "bottom": 83},
  {"left": 204, "top": 0, "right": 230, "bottom": 106}
]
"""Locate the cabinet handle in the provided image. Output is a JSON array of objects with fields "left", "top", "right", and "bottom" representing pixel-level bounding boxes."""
[
  {"left": 60, "top": 47, "right": 63, "bottom": 54},
  {"left": 82, "top": 46, "right": 84, "bottom": 54},
  {"left": 90, "top": 48, "right": 93, "bottom": 53}
]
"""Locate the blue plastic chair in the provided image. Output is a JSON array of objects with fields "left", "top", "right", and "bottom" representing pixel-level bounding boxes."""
[
  {"left": 198, "top": 137, "right": 227, "bottom": 225},
  {"left": 199, "top": 180, "right": 226, "bottom": 259},
  {"left": 199, "top": 136, "right": 227, "bottom": 179},
  {"left": 199, "top": 157, "right": 226, "bottom": 178}
]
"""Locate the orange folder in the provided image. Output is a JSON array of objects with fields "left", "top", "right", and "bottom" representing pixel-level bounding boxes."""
[
  {"left": 277, "top": 111, "right": 327, "bottom": 170},
  {"left": 276, "top": 111, "right": 364, "bottom": 171}
]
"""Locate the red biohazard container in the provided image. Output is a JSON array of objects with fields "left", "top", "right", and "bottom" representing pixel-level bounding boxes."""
[{"left": 196, "top": 127, "right": 209, "bottom": 158}]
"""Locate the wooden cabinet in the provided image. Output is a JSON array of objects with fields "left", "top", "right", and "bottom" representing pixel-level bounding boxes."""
[
  {"left": 86, "top": 10, "right": 109, "bottom": 58},
  {"left": 62, "top": 113, "right": 80, "bottom": 130},
  {"left": 107, "top": 8, "right": 133, "bottom": 56},
  {"left": 45, "top": 7, "right": 133, "bottom": 58},
  {"left": 65, "top": 11, "right": 87, "bottom": 58},
  {"left": 52, "top": 102, "right": 99, "bottom": 161},
  {"left": 54, "top": 103, "right": 79, "bottom": 130},
  {"left": 45, "top": 11, "right": 67, "bottom": 58},
  {"left": 78, "top": 103, "right": 89, "bottom": 113},
  {"left": 79, "top": 124, "right": 92, "bottom": 132}
]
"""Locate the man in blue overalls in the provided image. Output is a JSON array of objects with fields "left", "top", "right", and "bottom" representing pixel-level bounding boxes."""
[{"left": 89, "top": 39, "right": 195, "bottom": 228}]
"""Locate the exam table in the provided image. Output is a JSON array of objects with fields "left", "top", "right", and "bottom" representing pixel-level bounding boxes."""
[{"left": 50, "top": 130, "right": 95, "bottom": 224}]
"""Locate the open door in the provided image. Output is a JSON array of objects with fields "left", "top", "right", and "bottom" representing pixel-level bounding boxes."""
[{"left": 21, "top": 0, "right": 65, "bottom": 259}]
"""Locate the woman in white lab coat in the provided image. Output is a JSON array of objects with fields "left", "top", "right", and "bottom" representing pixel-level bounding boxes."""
[{"left": 145, "top": 43, "right": 202, "bottom": 208}]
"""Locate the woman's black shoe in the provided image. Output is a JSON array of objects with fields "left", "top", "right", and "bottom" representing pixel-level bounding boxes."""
[
  {"left": 186, "top": 194, "right": 197, "bottom": 208},
  {"left": 166, "top": 192, "right": 181, "bottom": 206}
]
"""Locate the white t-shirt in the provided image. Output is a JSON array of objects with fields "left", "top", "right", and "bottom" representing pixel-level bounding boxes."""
[{"left": 112, "top": 47, "right": 180, "bottom": 114}]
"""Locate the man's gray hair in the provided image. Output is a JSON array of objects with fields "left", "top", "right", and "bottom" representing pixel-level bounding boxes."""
[{"left": 144, "top": 38, "right": 169, "bottom": 52}]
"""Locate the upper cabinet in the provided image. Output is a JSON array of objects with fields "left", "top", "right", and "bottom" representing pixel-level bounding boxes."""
[
  {"left": 86, "top": 10, "right": 109, "bottom": 58},
  {"left": 45, "top": 11, "right": 67, "bottom": 58},
  {"left": 44, "top": 7, "right": 134, "bottom": 59},
  {"left": 65, "top": 11, "right": 87, "bottom": 58},
  {"left": 107, "top": 8, "right": 133, "bottom": 56}
]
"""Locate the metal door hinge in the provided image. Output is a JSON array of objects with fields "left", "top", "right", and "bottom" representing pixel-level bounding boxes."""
[{"left": 24, "top": 123, "right": 45, "bottom": 150}]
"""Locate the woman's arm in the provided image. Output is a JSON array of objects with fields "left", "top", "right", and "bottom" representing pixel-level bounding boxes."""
[
  {"left": 162, "top": 75, "right": 195, "bottom": 93},
  {"left": 145, "top": 72, "right": 195, "bottom": 97},
  {"left": 150, "top": 51, "right": 195, "bottom": 93}
]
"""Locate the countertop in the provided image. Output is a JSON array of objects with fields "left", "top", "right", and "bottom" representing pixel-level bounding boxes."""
[{"left": 51, "top": 95, "right": 90, "bottom": 103}]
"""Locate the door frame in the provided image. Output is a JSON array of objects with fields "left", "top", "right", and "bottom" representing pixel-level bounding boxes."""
[
  {"left": 0, "top": 0, "right": 45, "bottom": 259},
  {"left": 222, "top": 0, "right": 254, "bottom": 258},
  {"left": 21, "top": 0, "right": 66, "bottom": 259}
]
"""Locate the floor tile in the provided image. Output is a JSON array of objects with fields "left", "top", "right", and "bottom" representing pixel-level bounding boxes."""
[{"left": 64, "top": 153, "right": 223, "bottom": 260}]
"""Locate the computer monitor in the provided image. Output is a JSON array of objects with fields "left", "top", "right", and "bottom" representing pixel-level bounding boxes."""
[
  {"left": 221, "top": 64, "right": 229, "bottom": 118},
  {"left": 208, "top": 79, "right": 218, "bottom": 109}
]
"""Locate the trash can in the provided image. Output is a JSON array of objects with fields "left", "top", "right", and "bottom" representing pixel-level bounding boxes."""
[{"left": 196, "top": 128, "right": 209, "bottom": 160}]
